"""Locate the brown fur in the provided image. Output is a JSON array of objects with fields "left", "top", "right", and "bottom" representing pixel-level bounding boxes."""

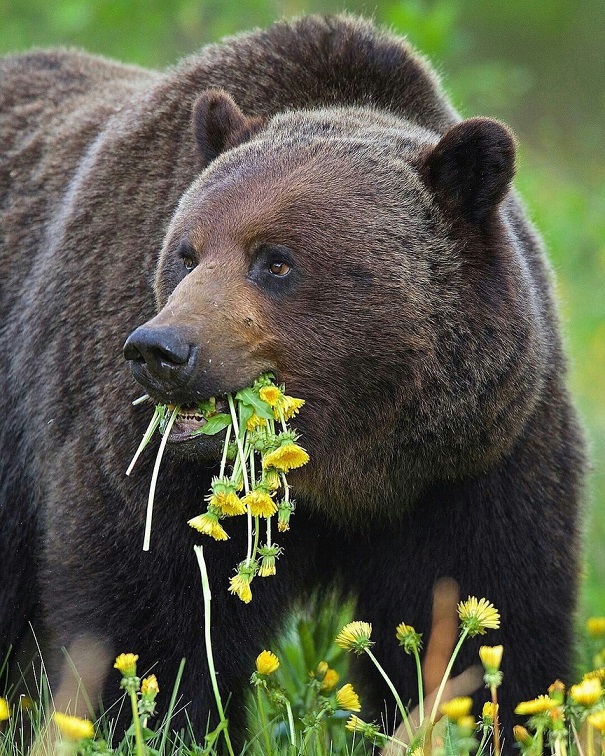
[{"left": 0, "top": 15, "right": 585, "bottom": 750}]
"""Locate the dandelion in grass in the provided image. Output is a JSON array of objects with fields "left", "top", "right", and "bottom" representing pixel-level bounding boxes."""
[
  {"left": 336, "top": 683, "right": 361, "bottom": 712},
  {"left": 482, "top": 701, "right": 498, "bottom": 723},
  {"left": 458, "top": 596, "right": 500, "bottom": 635},
  {"left": 588, "top": 710, "right": 605, "bottom": 732},
  {"left": 0, "top": 698, "right": 9, "bottom": 721},
  {"left": 570, "top": 677, "right": 602, "bottom": 707},
  {"left": 587, "top": 617, "right": 605, "bottom": 637},
  {"left": 514, "top": 695, "right": 560, "bottom": 715},
  {"left": 256, "top": 650, "right": 280, "bottom": 676},
  {"left": 188, "top": 509, "right": 229, "bottom": 541},
  {"left": 440, "top": 696, "right": 473, "bottom": 721},
  {"left": 53, "top": 712, "right": 95, "bottom": 741},
  {"left": 114, "top": 653, "right": 138, "bottom": 677},
  {"left": 335, "top": 621, "right": 373, "bottom": 654}
]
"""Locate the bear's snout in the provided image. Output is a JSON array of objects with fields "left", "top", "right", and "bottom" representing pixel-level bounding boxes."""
[{"left": 124, "top": 324, "right": 195, "bottom": 388}]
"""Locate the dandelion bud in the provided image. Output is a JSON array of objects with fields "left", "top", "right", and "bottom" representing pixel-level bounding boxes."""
[
  {"left": 256, "top": 650, "right": 280, "bottom": 676},
  {"left": 320, "top": 668, "right": 339, "bottom": 692},
  {"left": 345, "top": 715, "right": 387, "bottom": 746},
  {"left": 277, "top": 500, "right": 294, "bottom": 532},
  {"left": 482, "top": 701, "right": 498, "bottom": 723},
  {"left": 141, "top": 674, "right": 159, "bottom": 699},
  {"left": 513, "top": 725, "right": 533, "bottom": 746},
  {"left": 479, "top": 645, "right": 503, "bottom": 672},
  {"left": 316, "top": 661, "right": 329, "bottom": 677},
  {"left": 548, "top": 679, "right": 566, "bottom": 702},
  {"left": 258, "top": 545, "right": 282, "bottom": 577},
  {"left": 262, "top": 468, "right": 281, "bottom": 491},
  {"left": 457, "top": 715, "right": 476, "bottom": 733},
  {"left": 395, "top": 622, "right": 422, "bottom": 654}
]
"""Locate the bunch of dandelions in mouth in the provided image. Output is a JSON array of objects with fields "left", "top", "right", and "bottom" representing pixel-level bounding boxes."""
[{"left": 127, "top": 373, "right": 309, "bottom": 603}]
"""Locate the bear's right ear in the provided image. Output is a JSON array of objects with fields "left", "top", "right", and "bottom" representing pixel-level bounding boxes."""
[
  {"left": 192, "top": 90, "right": 264, "bottom": 165},
  {"left": 421, "top": 117, "right": 516, "bottom": 225}
]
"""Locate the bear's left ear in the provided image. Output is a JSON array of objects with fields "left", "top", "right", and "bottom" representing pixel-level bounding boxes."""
[
  {"left": 422, "top": 118, "right": 516, "bottom": 224},
  {"left": 192, "top": 89, "right": 265, "bottom": 165}
]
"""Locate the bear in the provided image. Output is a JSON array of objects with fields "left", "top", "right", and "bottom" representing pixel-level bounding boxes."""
[{"left": 0, "top": 13, "right": 585, "bottom": 750}]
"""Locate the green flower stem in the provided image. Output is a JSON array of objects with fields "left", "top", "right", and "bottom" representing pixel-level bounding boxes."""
[
  {"left": 365, "top": 648, "right": 414, "bottom": 742},
  {"left": 256, "top": 686, "right": 273, "bottom": 756},
  {"left": 281, "top": 473, "right": 290, "bottom": 503},
  {"left": 490, "top": 685, "right": 501, "bottom": 756},
  {"left": 143, "top": 405, "right": 179, "bottom": 551},
  {"left": 267, "top": 516, "right": 272, "bottom": 548},
  {"left": 302, "top": 708, "right": 328, "bottom": 753},
  {"left": 252, "top": 516, "right": 260, "bottom": 562},
  {"left": 429, "top": 628, "right": 469, "bottom": 723},
  {"left": 228, "top": 395, "right": 249, "bottom": 493},
  {"left": 219, "top": 424, "right": 232, "bottom": 478},
  {"left": 129, "top": 688, "right": 145, "bottom": 756},
  {"left": 277, "top": 407, "right": 288, "bottom": 433},
  {"left": 412, "top": 646, "right": 424, "bottom": 724},
  {"left": 284, "top": 698, "right": 297, "bottom": 749},
  {"left": 126, "top": 405, "right": 161, "bottom": 475},
  {"left": 194, "top": 545, "right": 235, "bottom": 756},
  {"left": 587, "top": 723, "right": 595, "bottom": 756}
]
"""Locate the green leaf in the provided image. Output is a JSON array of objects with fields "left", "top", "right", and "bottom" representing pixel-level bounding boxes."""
[
  {"left": 235, "top": 387, "right": 274, "bottom": 419},
  {"left": 193, "top": 413, "right": 232, "bottom": 436}
]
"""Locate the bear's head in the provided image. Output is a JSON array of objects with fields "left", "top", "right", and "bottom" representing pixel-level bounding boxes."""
[{"left": 124, "top": 90, "right": 546, "bottom": 517}]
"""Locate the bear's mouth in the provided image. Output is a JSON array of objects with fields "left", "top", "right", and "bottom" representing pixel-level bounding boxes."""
[{"left": 166, "top": 398, "right": 230, "bottom": 443}]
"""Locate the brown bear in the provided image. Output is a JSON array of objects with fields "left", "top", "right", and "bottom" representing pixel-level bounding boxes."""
[{"left": 0, "top": 13, "right": 585, "bottom": 750}]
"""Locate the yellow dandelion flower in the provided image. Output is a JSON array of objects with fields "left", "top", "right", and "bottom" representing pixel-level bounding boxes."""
[
  {"left": 321, "top": 669, "right": 339, "bottom": 692},
  {"left": 440, "top": 696, "right": 473, "bottom": 721},
  {"left": 482, "top": 701, "right": 498, "bottom": 721},
  {"left": 188, "top": 512, "right": 229, "bottom": 540},
  {"left": 514, "top": 695, "right": 559, "bottom": 716},
  {"left": 0, "top": 698, "right": 9, "bottom": 721},
  {"left": 588, "top": 710, "right": 605, "bottom": 733},
  {"left": 584, "top": 668, "right": 605, "bottom": 682},
  {"left": 262, "top": 443, "right": 309, "bottom": 473},
  {"left": 141, "top": 675, "right": 159, "bottom": 697},
  {"left": 259, "top": 385, "right": 283, "bottom": 407},
  {"left": 458, "top": 597, "right": 500, "bottom": 636},
  {"left": 114, "top": 653, "right": 138, "bottom": 677},
  {"left": 479, "top": 645, "right": 503, "bottom": 672},
  {"left": 513, "top": 725, "right": 533, "bottom": 745},
  {"left": 570, "top": 677, "right": 602, "bottom": 707},
  {"left": 335, "top": 621, "right": 373, "bottom": 654},
  {"left": 458, "top": 715, "right": 476, "bottom": 732},
  {"left": 229, "top": 573, "right": 252, "bottom": 603},
  {"left": 210, "top": 490, "right": 246, "bottom": 516},
  {"left": 276, "top": 395, "right": 305, "bottom": 421},
  {"left": 587, "top": 618, "right": 605, "bottom": 638},
  {"left": 346, "top": 715, "right": 366, "bottom": 733},
  {"left": 246, "top": 414, "right": 266, "bottom": 431},
  {"left": 256, "top": 650, "right": 280, "bottom": 675},
  {"left": 53, "top": 712, "right": 95, "bottom": 741},
  {"left": 242, "top": 489, "right": 277, "bottom": 517},
  {"left": 336, "top": 683, "right": 361, "bottom": 712}
]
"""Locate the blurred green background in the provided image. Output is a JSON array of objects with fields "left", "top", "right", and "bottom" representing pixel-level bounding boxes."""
[{"left": 1, "top": 0, "right": 603, "bottom": 617}]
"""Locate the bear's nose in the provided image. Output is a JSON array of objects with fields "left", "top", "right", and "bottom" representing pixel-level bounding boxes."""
[{"left": 123, "top": 325, "right": 193, "bottom": 380}]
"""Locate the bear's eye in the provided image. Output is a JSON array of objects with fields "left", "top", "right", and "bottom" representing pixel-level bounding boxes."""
[
  {"left": 269, "top": 261, "right": 291, "bottom": 277},
  {"left": 183, "top": 256, "right": 195, "bottom": 271}
]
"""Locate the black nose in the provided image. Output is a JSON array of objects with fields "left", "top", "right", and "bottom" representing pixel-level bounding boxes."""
[{"left": 123, "top": 325, "right": 193, "bottom": 380}]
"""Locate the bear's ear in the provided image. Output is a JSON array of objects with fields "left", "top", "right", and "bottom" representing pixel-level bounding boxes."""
[
  {"left": 192, "top": 90, "right": 264, "bottom": 165},
  {"left": 422, "top": 118, "right": 516, "bottom": 224}
]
